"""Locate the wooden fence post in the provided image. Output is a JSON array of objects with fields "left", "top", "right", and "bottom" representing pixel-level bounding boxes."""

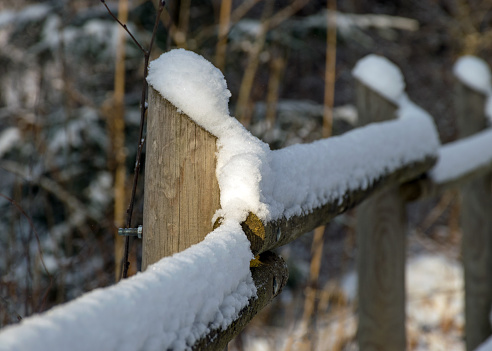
[
  {"left": 142, "top": 87, "right": 221, "bottom": 269},
  {"left": 141, "top": 86, "right": 288, "bottom": 350},
  {"left": 355, "top": 82, "right": 407, "bottom": 350},
  {"left": 455, "top": 81, "right": 492, "bottom": 350}
]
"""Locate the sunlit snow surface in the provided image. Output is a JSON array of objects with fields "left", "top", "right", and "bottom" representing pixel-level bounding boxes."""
[
  {"left": 0, "top": 220, "right": 255, "bottom": 351},
  {"left": 148, "top": 50, "right": 439, "bottom": 222}
]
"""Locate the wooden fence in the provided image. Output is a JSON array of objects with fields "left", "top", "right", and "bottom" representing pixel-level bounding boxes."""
[
  {"left": 141, "top": 57, "right": 492, "bottom": 350},
  {"left": 1, "top": 55, "right": 491, "bottom": 351}
]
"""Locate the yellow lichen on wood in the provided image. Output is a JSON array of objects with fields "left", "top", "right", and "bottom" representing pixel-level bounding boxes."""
[
  {"left": 250, "top": 255, "right": 264, "bottom": 267},
  {"left": 241, "top": 212, "right": 266, "bottom": 254},
  {"left": 243, "top": 213, "right": 265, "bottom": 239}
]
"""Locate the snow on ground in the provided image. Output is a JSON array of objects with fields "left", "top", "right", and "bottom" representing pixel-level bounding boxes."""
[
  {"left": 430, "top": 128, "right": 492, "bottom": 183},
  {"left": 232, "top": 254, "right": 464, "bottom": 351},
  {"left": 405, "top": 255, "right": 464, "bottom": 351},
  {"left": 0, "top": 220, "right": 256, "bottom": 351}
]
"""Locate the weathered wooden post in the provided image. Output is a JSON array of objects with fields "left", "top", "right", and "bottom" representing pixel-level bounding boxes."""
[
  {"left": 455, "top": 78, "right": 492, "bottom": 350},
  {"left": 355, "top": 81, "right": 407, "bottom": 350},
  {"left": 142, "top": 81, "right": 288, "bottom": 350},
  {"left": 142, "top": 87, "right": 221, "bottom": 269}
]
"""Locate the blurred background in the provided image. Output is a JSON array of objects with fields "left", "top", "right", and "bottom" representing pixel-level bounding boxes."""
[{"left": 1, "top": 0, "right": 490, "bottom": 349}]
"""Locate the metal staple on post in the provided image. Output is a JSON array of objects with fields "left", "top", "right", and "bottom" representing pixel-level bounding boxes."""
[{"left": 118, "top": 225, "right": 143, "bottom": 239}]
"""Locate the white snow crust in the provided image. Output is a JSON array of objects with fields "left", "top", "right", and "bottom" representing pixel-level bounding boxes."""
[
  {"left": 453, "top": 55, "right": 492, "bottom": 95},
  {"left": 264, "top": 110, "right": 438, "bottom": 219},
  {"left": 430, "top": 128, "right": 492, "bottom": 183},
  {"left": 0, "top": 220, "right": 255, "bottom": 351},
  {"left": 148, "top": 49, "right": 271, "bottom": 222},
  {"left": 148, "top": 50, "right": 439, "bottom": 223},
  {"left": 352, "top": 54, "right": 405, "bottom": 103}
]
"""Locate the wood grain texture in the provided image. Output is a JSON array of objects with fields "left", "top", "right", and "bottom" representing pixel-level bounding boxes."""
[
  {"left": 455, "top": 82, "right": 492, "bottom": 350},
  {"left": 142, "top": 87, "right": 220, "bottom": 270},
  {"left": 357, "top": 187, "right": 406, "bottom": 350},
  {"left": 355, "top": 81, "right": 398, "bottom": 124},
  {"left": 355, "top": 80, "right": 406, "bottom": 350}
]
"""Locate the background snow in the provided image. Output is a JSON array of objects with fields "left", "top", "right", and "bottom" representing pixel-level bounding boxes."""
[
  {"left": 334, "top": 254, "right": 465, "bottom": 351},
  {"left": 0, "top": 3, "right": 50, "bottom": 28},
  {"left": 0, "top": 127, "right": 20, "bottom": 158},
  {"left": 0, "top": 220, "right": 255, "bottom": 351},
  {"left": 428, "top": 56, "right": 492, "bottom": 183}
]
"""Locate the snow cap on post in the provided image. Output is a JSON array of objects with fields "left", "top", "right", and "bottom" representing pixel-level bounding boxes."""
[
  {"left": 453, "top": 55, "right": 492, "bottom": 95},
  {"left": 147, "top": 49, "right": 271, "bottom": 223},
  {"left": 147, "top": 48, "right": 232, "bottom": 136},
  {"left": 352, "top": 54, "right": 405, "bottom": 103}
]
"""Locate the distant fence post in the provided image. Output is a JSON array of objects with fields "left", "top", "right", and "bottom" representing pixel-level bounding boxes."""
[
  {"left": 142, "top": 87, "right": 221, "bottom": 269},
  {"left": 354, "top": 81, "right": 406, "bottom": 350},
  {"left": 455, "top": 79, "right": 492, "bottom": 350}
]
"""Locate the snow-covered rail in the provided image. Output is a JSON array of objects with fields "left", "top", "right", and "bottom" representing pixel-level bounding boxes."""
[{"left": 1, "top": 51, "right": 492, "bottom": 351}]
